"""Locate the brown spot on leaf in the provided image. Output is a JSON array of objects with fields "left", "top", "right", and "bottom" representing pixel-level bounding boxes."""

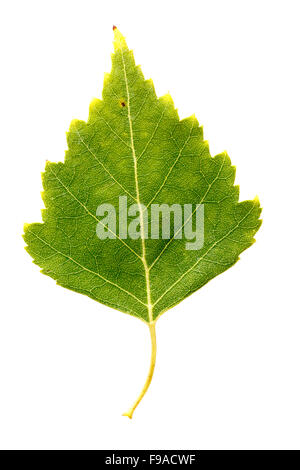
[{"left": 120, "top": 101, "right": 126, "bottom": 107}]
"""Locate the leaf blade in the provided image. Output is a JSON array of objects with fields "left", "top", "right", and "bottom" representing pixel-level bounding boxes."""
[{"left": 24, "top": 29, "right": 262, "bottom": 323}]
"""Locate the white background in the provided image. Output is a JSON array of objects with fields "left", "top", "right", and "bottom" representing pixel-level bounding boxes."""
[{"left": 0, "top": 0, "right": 299, "bottom": 450}]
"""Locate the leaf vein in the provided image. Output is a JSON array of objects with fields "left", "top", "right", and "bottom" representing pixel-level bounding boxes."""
[
  {"left": 153, "top": 204, "right": 256, "bottom": 307},
  {"left": 48, "top": 166, "right": 143, "bottom": 261},
  {"left": 27, "top": 229, "right": 147, "bottom": 307},
  {"left": 76, "top": 130, "right": 137, "bottom": 202}
]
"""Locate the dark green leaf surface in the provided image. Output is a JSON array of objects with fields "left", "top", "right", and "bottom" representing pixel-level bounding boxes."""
[{"left": 24, "top": 29, "right": 262, "bottom": 324}]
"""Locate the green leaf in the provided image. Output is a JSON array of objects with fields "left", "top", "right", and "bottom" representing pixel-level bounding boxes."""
[{"left": 24, "top": 28, "right": 262, "bottom": 417}]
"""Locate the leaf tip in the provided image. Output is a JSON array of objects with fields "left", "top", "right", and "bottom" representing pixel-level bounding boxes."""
[{"left": 113, "top": 27, "right": 127, "bottom": 51}]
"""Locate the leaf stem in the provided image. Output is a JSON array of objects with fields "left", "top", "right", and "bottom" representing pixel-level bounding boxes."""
[{"left": 123, "top": 322, "right": 157, "bottom": 419}]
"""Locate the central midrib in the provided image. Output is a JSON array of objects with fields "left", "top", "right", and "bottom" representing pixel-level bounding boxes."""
[{"left": 120, "top": 48, "right": 153, "bottom": 323}]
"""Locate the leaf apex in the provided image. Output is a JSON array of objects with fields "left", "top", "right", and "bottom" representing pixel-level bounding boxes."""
[{"left": 113, "top": 27, "right": 127, "bottom": 51}]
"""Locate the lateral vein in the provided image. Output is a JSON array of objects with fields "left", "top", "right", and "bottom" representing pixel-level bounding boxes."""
[
  {"left": 48, "top": 166, "right": 143, "bottom": 261},
  {"left": 28, "top": 229, "right": 147, "bottom": 307},
  {"left": 76, "top": 130, "right": 137, "bottom": 202},
  {"left": 149, "top": 156, "right": 226, "bottom": 270},
  {"left": 145, "top": 122, "right": 195, "bottom": 209},
  {"left": 153, "top": 204, "right": 255, "bottom": 307}
]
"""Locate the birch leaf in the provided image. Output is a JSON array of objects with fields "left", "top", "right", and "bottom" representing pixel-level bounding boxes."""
[{"left": 24, "top": 28, "right": 262, "bottom": 418}]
